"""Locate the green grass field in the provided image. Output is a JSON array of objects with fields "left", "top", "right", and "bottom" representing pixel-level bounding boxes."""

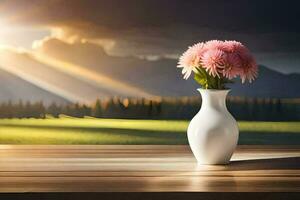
[{"left": 0, "top": 117, "right": 299, "bottom": 145}]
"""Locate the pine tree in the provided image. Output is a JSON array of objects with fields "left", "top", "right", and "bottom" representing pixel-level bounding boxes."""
[{"left": 93, "top": 99, "right": 102, "bottom": 118}]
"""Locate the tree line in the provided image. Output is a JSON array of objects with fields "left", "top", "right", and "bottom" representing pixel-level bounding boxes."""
[{"left": 0, "top": 96, "right": 299, "bottom": 121}]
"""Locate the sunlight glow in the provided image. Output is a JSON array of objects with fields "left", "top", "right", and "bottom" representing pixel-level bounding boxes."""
[
  {"left": 0, "top": 19, "right": 156, "bottom": 101},
  {"left": 0, "top": 48, "right": 85, "bottom": 102},
  {"left": 33, "top": 52, "right": 156, "bottom": 99},
  {"left": 0, "top": 63, "right": 83, "bottom": 103},
  {"left": 0, "top": 19, "right": 50, "bottom": 49},
  {"left": 0, "top": 19, "right": 10, "bottom": 44}
]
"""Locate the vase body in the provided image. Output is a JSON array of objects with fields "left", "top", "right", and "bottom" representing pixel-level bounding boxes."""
[{"left": 187, "top": 89, "right": 239, "bottom": 164}]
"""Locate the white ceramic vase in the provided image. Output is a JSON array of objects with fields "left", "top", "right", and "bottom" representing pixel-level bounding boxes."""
[{"left": 187, "top": 89, "right": 239, "bottom": 165}]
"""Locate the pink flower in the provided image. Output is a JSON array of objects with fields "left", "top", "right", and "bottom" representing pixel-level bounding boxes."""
[
  {"left": 222, "top": 52, "right": 242, "bottom": 79},
  {"left": 177, "top": 42, "right": 205, "bottom": 79},
  {"left": 239, "top": 54, "right": 258, "bottom": 83},
  {"left": 221, "top": 40, "right": 244, "bottom": 53},
  {"left": 203, "top": 40, "right": 224, "bottom": 51},
  {"left": 191, "top": 42, "right": 206, "bottom": 57},
  {"left": 177, "top": 49, "right": 195, "bottom": 79},
  {"left": 177, "top": 40, "right": 258, "bottom": 84},
  {"left": 221, "top": 41, "right": 257, "bottom": 82},
  {"left": 201, "top": 49, "right": 226, "bottom": 77}
]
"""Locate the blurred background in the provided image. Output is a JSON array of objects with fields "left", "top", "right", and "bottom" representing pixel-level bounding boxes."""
[{"left": 0, "top": 0, "right": 299, "bottom": 145}]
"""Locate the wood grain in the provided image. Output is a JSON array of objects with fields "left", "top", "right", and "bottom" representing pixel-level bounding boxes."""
[{"left": 0, "top": 145, "right": 299, "bottom": 192}]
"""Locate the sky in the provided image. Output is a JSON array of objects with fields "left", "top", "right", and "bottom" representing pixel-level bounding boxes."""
[{"left": 0, "top": 0, "right": 299, "bottom": 74}]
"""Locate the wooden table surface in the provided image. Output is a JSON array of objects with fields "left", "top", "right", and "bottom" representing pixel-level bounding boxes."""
[{"left": 0, "top": 145, "right": 299, "bottom": 192}]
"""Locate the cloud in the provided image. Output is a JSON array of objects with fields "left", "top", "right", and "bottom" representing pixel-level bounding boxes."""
[
  {"left": 2, "top": 0, "right": 300, "bottom": 31},
  {"left": 29, "top": 37, "right": 199, "bottom": 96},
  {"left": 1, "top": 0, "right": 300, "bottom": 51},
  {"left": 50, "top": 24, "right": 300, "bottom": 63},
  {"left": 1, "top": 0, "right": 300, "bottom": 73}
]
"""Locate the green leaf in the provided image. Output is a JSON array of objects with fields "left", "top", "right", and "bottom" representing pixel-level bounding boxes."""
[
  {"left": 196, "top": 67, "right": 207, "bottom": 78},
  {"left": 194, "top": 73, "right": 208, "bottom": 89},
  {"left": 208, "top": 76, "right": 218, "bottom": 89},
  {"left": 194, "top": 67, "right": 235, "bottom": 89}
]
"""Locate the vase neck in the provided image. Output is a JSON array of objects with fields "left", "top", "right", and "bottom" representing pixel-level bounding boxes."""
[{"left": 198, "top": 89, "right": 229, "bottom": 111}]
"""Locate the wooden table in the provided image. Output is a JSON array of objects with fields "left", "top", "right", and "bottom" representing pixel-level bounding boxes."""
[{"left": 0, "top": 145, "right": 299, "bottom": 193}]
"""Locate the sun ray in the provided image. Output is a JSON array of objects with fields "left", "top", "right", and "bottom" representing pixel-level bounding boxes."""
[
  {"left": 32, "top": 52, "right": 157, "bottom": 99},
  {"left": 0, "top": 62, "right": 83, "bottom": 103},
  {"left": 0, "top": 47, "right": 93, "bottom": 103}
]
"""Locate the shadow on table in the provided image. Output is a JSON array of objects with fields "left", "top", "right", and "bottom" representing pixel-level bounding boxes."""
[{"left": 228, "top": 156, "right": 300, "bottom": 170}]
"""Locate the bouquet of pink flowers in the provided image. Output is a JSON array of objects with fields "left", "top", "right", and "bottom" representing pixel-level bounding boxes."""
[{"left": 177, "top": 40, "right": 258, "bottom": 89}]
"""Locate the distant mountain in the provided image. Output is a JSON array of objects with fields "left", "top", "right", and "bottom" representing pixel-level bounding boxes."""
[
  {"left": 35, "top": 39, "right": 198, "bottom": 97},
  {"left": 0, "top": 48, "right": 142, "bottom": 104},
  {"left": 230, "top": 65, "right": 300, "bottom": 98},
  {"left": 0, "top": 39, "right": 299, "bottom": 104},
  {"left": 37, "top": 39, "right": 300, "bottom": 98},
  {"left": 0, "top": 68, "right": 69, "bottom": 105}
]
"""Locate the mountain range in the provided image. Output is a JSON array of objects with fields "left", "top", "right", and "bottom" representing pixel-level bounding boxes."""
[{"left": 0, "top": 39, "right": 299, "bottom": 104}]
